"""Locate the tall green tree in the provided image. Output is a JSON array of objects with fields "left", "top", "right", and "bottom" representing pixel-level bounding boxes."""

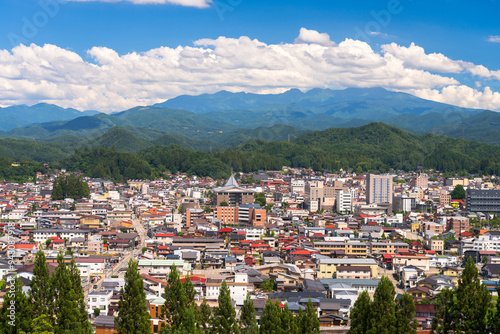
[
  {"left": 348, "top": 290, "right": 372, "bottom": 334},
  {"left": 197, "top": 299, "right": 212, "bottom": 333},
  {"left": 29, "top": 249, "right": 53, "bottom": 322},
  {"left": 52, "top": 250, "right": 88, "bottom": 334},
  {"left": 395, "top": 293, "right": 418, "bottom": 334},
  {"left": 488, "top": 286, "right": 500, "bottom": 332},
  {"left": 115, "top": 259, "right": 151, "bottom": 334},
  {"left": 0, "top": 275, "right": 33, "bottom": 334},
  {"left": 28, "top": 314, "right": 55, "bottom": 334},
  {"left": 260, "top": 299, "right": 281, "bottom": 334},
  {"left": 67, "top": 254, "right": 92, "bottom": 332},
  {"left": 182, "top": 274, "right": 196, "bottom": 307},
  {"left": 161, "top": 264, "right": 187, "bottom": 333},
  {"left": 432, "top": 288, "right": 455, "bottom": 334},
  {"left": 432, "top": 257, "right": 492, "bottom": 333},
  {"left": 280, "top": 303, "right": 298, "bottom": 334},
  {"left": 299, "top": 298, "right": 319, "bottom": 334},
  {"left": 367, "top": 276, "right": 397, "bottom": 334},
  {"left": 240, "top": 294, "right": 259, "bottom": 334},
  {"left": 209, "top": 280, "right": 239, "bottom": 334},
  {"left": 453, "top": 256, "right": 491, "bottom": 332}
]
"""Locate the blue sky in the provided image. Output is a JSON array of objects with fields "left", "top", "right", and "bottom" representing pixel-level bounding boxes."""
[{"left": 0, "top": 0, "right": 499, "bottom": 111}]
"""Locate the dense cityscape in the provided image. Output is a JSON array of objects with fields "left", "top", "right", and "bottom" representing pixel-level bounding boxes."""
[{"left": 0, "top": 166, "right": 499, "bottom": 333}]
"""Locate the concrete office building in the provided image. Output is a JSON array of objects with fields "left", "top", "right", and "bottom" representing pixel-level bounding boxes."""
[
  {"left": 466, "top": 189, "right": 500, "bottom": 213},
  {"left": 214, "top": 175, "right": 254, "bottom": 206},
  {"left": 366, "top": 174, "right": 393, "bottom": 206}
]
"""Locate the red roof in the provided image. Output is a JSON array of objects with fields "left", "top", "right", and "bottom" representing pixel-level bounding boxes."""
[
  {"left": 155, "top": 233, "right": 175, "bottom": 237},
  {"left": 219, "top": 228, "right": 233, "bottom": 233},
  {"left": 180, "top": 276, "right": 207, "bottom": 284},
  {"left": 250, "top": 243, "right": 270, "bottom": 248},
  {"left": 15, "top": 243, "right": 37, "bottom": 249},
  {"left": 290, "top": 250, "right": 312, "bottom": 255}
]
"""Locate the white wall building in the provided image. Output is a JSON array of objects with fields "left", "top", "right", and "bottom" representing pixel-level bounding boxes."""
[{"left": 336, "top": 190, "right": 352, "bottom": 213}]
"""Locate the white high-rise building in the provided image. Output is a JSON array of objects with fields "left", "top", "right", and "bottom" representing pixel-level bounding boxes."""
[{"left": 336, "top": 190, "right": 352, "bottom": 213}]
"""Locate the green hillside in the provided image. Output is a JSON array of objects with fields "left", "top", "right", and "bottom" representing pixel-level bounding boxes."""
[{"left": 58, "top": 122, "right": 500, "bottom": 181}]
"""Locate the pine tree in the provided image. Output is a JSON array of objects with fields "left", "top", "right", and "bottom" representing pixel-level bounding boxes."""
[
  {"left": 395, "top": 293, "right": 418, "bottom": 334},
  {"left": 180, "top": 304, "right": 202, "bottom": 334},
  {"left": 280, "top": 303, "right": 298, "bottom": 334},
  {"left": 453, "top": 256, "right": 491, "bottom": 332},
  {"left": 161, "top": 264, "right": 187, "bottom": 332},
  {"left": 488, "top": 286, "right": 500, "bottom": 332},
  {"left": 183, "top": 273, "right": 196, "bottom": 306},
  {"left": 348, "top": 290, "right": 372, "bottom": 334},
  {"left": 260, "top": 299, "right": 281, "bottom": 334},
  {"left": 240, "top": 294, "right": 259, "bottom": 334},
  {"left": 52, "top": 250, "right": 83, "bottom": 334},
  {"left": 367, "top": 276, "right": 397, "bottom": 334},
  {"left": 115, "top": 259, "right": 151, "bottom": 334},
  {"left": 0, "top": 275, "right": 33, "bottom": 334},
  {"left": 209, "top": 280, "right": 239, "bottom": 334},
  {"left": 27, "top": 314, "right": 54, "bottom": 334},
  {"left": 67, "top": 254, "right": 92, "bottom": 332},
  {"left": 432, "top": 288, "right": 455, "bottom": 334},
  {"left": 30, "top": 248, "right": 53, "bottom": 321},
  {"left": 433, "top": 257, "right": 493, "bottom": 333},
  {"left": 300, "top": 298, "right": 319, "bottom": 334},
  {"left": 198, "top": 298, "right": 212, "bottom": 333}
]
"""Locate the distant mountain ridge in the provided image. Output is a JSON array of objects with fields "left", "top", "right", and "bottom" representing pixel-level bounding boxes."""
[
  {"left": 0, "top": 103, "right": 99, "bottom": 131},
  {"left": 0, "top": 87, "right": 499, "bottom": 148}
]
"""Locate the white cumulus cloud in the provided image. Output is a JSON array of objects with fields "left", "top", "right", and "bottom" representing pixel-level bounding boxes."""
[
  {"left": 410, "top": 85, "right": 500, "bottom": 111},
  {"left": 0, "top": 29, "right": 499, "bottom": 112},
  {"left": 294, "top": 28, "right": 336, "bottom": 47},
  {"left": 488, "top": 35, "right": 500, "bottom": 43},
  {"left": 64, "top": 0, "right": 212, "bottom": 8}
]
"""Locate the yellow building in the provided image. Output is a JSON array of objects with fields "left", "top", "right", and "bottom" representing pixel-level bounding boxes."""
[
  {"left": 313, "top": 241, "right": 368, "bottom": 256},
  {"left": 317, "top": 258, "right": 379, "bottom": 279},
  {"left": 80, "top": 215, "right": 102, "bottom": 228}
]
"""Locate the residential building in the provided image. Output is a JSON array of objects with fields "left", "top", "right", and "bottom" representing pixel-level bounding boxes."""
[
  {"left": 336, "top": 190, "right": 352, "bottom": 213},
  {"left": 466, "top": 189, "right": 500, "bottom": 213},
  {"left": 87, "top": 291, "right": 113, "bottom": 315},
  {"left": 366, "top": 174, "right": 393, "bottom": 206},
  {"left": 447, "top": 216, "right": 469, "bottom": 235},
  {"left": 317, "top": 258, "right": 379, "bottom": 279}
]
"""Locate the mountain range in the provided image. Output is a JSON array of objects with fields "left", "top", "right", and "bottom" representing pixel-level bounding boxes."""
[{"left": 0, "top": 87, "right": 499, "bottom": 161}]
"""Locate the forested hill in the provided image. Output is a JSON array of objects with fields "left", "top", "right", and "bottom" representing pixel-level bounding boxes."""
[
  {"left": 2, "top": 122, "right": 499, "bottom": 182},
  {"left": 49, "top": 123, "right": 500, "bottom": 182}
]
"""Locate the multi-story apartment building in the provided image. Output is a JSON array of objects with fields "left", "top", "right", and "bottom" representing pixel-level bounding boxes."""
[
  {"left": 317, "top": 258, "right": 379, "bottom": 279},
  {"left": 313, "top": 241, "right": 368, "bottom": 256},
  {"left": 370, "top": 242, "right": 409, "bottom": 254},
  {"left": 447, "top": 216, "right": 470, "bottom": 235},
  {"left": 32, "top": 228, "right": 91, "bottom": 243},
  {"left": 336, "top": 190, "right": 352, "bottom": 213},
  {"left": 412, "top": 174, "right": 429, "bottom": 188},
  {"left": 366, "top": 174, "right": 393, "bottom": 206},
  {"left": 466, "top": 189, "right": 500, "bottom": 213}
]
